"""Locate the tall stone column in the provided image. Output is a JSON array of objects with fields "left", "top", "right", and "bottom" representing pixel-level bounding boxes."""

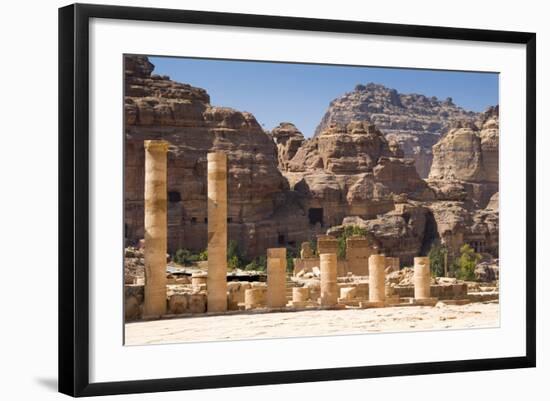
[
  {"left": 267, "top": 248, "right": 287, "bottom": 308},
  {"left": 207, "top": 152, "right": 228, "bottom": 312},
  {"left": 368, "top": 254, "right": 386, "bottom": 302},
  {"left": 414, "top": 257, "right": 431, "bottom": 299},
  {"left": 143, "top": 140, "right": 169, "bottom": 318},
  {"left": 320, "top": 253, "right": 338, "bottom": 306}
]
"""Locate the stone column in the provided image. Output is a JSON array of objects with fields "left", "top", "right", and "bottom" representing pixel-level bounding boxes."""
[
  {"left": 143, "top": 140, "right": 169, "bottom": 318},
  {"left": 414, "top": 257, "right": 431, "bottom": 299},
  {"left": 368, "top": 254, "right": 386, "bottom": 302},
  {"left": 245, "top": 288, "right": 266, "bottom": 310},
  {"left": 320, "top": 253, "right": 338, "bottom": 306},
  {"left": 292, "top": 287, "right": 310, "bottom": 303},
  {"left": 267, "top": 248, "right": 287, "bottom": 308},
  {"left": 207, "top": 151, "right": 228, "bottom": 312}
]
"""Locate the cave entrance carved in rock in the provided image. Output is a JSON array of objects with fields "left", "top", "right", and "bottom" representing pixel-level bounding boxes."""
[{"left": 308, "top": 208, "right": 324, "bottom": 226}]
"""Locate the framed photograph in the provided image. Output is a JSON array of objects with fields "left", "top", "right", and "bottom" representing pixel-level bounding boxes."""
[{"left": 58, "top": 3, "right": 536, "bottom": 397}]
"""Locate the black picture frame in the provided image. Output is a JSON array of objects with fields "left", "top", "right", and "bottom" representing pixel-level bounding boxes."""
[{"left": 58, "top": 3, "right": 536, "bottom": 397}]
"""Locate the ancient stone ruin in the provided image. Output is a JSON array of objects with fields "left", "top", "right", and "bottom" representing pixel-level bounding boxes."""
[
  {"left": 123, "top": 55, "right": 499, "bottom": 322},
  {"left": 126, "top": 145, "right": 497, "bottom": 321}
]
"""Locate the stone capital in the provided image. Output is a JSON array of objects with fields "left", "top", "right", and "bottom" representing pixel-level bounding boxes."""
[
  {"left": 207, "top": 151, "right": 227, "bottom": 163},
  {"left": 144, "top": 140, "right": 169, "bottom": 152}
]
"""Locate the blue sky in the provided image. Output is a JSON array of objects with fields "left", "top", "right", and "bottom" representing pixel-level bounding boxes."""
[{"left": 149, "top": 56, "right": 499, "bottom": 138}]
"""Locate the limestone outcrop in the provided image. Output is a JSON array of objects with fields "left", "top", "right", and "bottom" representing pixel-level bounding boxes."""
[{"left": 314, "top": 83, "right": 480, "bottom": 177}]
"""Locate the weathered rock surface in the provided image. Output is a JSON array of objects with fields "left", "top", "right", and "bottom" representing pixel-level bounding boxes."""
[
  {"left": 281, "top": 121, "right": 433, "bottom": 230},
  {"left": 327, "top": 202, "right": 433, "bottom": 265},
  {"left": 124, "top": 56, "right": 499, "bottom": 277},
  {"left": 269, "top": 122, "right": 305, "bottom": 170},
  {"left": 288, "top": 121, "right": 400, "bottom": 173},
  {"left": 428, "top": 106, "right": 499, "bottom": 208},
  {"left": 124, "top": 55, "right": 309, "bottom": 257},
  {"left": 425, "top": 199, "right": 499, "bottom": 258},
  {"left": 314, "top": 83, "right": 480, "bottom": 177},
  {"left": 475, "top": 261, "right": 499, "bottom": 282}
]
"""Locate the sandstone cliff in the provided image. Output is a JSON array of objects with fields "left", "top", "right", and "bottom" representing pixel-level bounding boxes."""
[
  {"left": 269, "top": 122, "right": 305, "bottom": 170},
  {"left": 124, "top": 55, "right": 308, "bottom": 257},
  {"left": 124, "top": 56, "right": 499, "bottom": 266},
  {"left": 314, "top": 83, "right": 480, "bottom": 177},
  {"left": 280, "top": 121, "right": 434, "bottom": 232},
  {"left": 428, "top": 106, "right": 499, "bottom": 208}
]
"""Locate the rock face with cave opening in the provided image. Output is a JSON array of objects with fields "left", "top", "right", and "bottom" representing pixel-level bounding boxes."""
[
  {"left": 124, "top": 55, "right": 309, "bottom": 257},
  {"left": 124, "top": 55, "right": 498, "bottom": 263}
]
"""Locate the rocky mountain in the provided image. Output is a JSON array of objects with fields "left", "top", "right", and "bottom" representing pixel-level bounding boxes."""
[
  {"left": 273, "top": 120, "right": 437, "bottom": 263},
  {"left": 428, "top": 105, "right": 499, "bottom": 207},
  {"left": 124, "top": 55, "right": 498, "bottom": 266},
  {"left": 314, "top": 83, "right": 480, "bottom": 177},
  {"left": 124, "top": 55, "right": 308, "bottom": 257}
]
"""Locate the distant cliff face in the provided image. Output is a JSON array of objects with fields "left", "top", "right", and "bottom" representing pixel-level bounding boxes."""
[
  {"left": 314, "top": 83, "right": 480, "bottom": 177},
  {"left": 280, "top": 121, "right": 434, "bottom": 237},
  {"left": 124, "top": 56, "right": 499, "bottom": 264},
  {"left": 428, "top": 106, "right": 499, "bottom": 208},
  {"left": 124, "top": 55, "right": 306, "bottom": 257}
]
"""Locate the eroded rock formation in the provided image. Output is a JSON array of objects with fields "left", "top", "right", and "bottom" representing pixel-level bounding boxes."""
[
  {"left": 313, "top": 83, "right": 480, "bottom": 177},
  {"left": 124, "top": 55, "right": 309, "bottom": 257},
  {"left": 269, "top": 122, "right": 305, "bottom": 170},
  {"left": 280, "top": 121, "right": 433, "bottom": 230},
  {"left": 124, "top": 55, "right": 499, "bottom": 268},
  {"left": 428, "top": 106, "right": 499, "bottom": 208}
]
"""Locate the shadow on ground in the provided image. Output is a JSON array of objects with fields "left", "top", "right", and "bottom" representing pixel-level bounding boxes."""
[{"left": 35, "top": 377, "right": 57, "bottom": 392}]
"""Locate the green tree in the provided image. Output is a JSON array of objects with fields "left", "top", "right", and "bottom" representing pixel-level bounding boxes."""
[
  {"left": 245, "top": 255, "right": 266, "bottom": 271},
  {"left": 286, "top": 246, "right": 298, "bottom": 274},
  {"left": 336, "top": 226, "right": 367, "bottom": 259},
  {"left": 198, "top": 249, "right": 208, "bottom": 261},
  {"left": 454, "top": 244, "right": 481, "bottom": 281},
  {"left": 228, "top": 255, "right": 241, "bottom": 271},
  {"left": 227, "top": 240, "right": 241, "bottom": 270},
  {"left": 173, "top": 248, "right": 199, "bottom": 266},
  {"left": 428, "top": 243, "right": 448, "bottom": 277},
  {"left": 227, "top": 240, "right": 245, "bottom": 270}
]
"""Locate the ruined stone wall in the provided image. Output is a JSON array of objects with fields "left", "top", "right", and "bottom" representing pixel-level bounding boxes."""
[{"left": 345, "top": 236, "right": 373, "bottom": 276}]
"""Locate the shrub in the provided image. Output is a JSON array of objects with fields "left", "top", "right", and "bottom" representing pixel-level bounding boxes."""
[
  {"left": 227, "top": 240, "right": 247, "bottom": 270},
  {"left": 286, "top": 246, "right": 298, "bottom": 274},
  {"left": 173, "top": 249, "right": 199, "bottom": 266},
  {"left": 198, "top": 249, "right": 208, "bottom": 261},
  {"left": 337, "top": 225, "right": 367, "bottom": 259},
  {"left": 245, "top": 256, "right": 266, "bottom": 271},
  {"left": 454, "top": 244, "right": 481, "bottom": 281},
  {"left": 428, "top": 243, "right": 448, "bottom": 277},
  {"left": 228, "top": 255, "right": 241, "bottom": 271}
]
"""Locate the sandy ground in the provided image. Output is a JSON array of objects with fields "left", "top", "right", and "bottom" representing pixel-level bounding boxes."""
[{"left": 125, "top": 301, "right": 499, "bottom": 345}]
